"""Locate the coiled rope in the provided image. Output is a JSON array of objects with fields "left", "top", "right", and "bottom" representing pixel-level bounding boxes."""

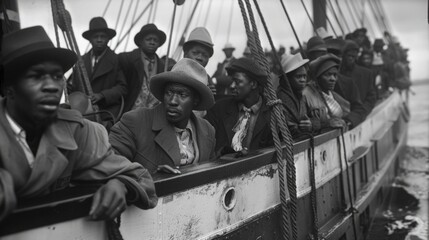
[{"left": 237, "top": 0, "right": 298, "bottom": 239}]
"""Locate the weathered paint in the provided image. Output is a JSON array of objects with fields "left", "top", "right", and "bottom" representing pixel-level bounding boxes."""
[{"left": 1, "top": 92, "right": 406, "bottom": 240}]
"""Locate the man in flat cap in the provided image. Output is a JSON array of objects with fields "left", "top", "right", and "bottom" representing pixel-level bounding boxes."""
[
  {"left": 205, "top": 58, "right": 273, "bottom": 156},
  {"left": 118, "top": 23, "right": 166, "bottom": 112},
  {"left": 0, "top": 26, "right": 157, "bottom": 221},
  {"left": 109, "top": 58, "right": 216, "bottom": 175},
  {"left": 70, "top": 17, "right": 127, "bottom": 124},
  {"left": 212, "top": 43, "right": 237, "bottom": 97}
]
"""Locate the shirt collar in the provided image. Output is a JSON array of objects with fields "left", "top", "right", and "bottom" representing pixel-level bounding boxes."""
[
  {"left": 5, "top": 109, "right": 25, "bottom": 137},
  {"left": 141, "top": 50, "right": 155, "bottom": 62},
  {"left": 91, "top": 48, "right": 107, "bottom": 60},
  {"left": 238, "top": 96, "right": 263, "bottom": 115},
  {"left": 174, "top": 120, "right": 194, "bottom": 135}
]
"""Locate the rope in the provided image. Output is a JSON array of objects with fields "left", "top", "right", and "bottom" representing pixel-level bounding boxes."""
[
  {"left": 239, "top": 0, "right": 299, "bottom": 239},
  {"left": 349, "top": 0, "right": 363, "bottom": 28},
  {"left": 367, "top": 0, "right": 384, "bottom": 34},
  {"left": 115, "top": 0, "right": 134, "bottom": 50},
  {"left": 326, "top": 0, "right": 345, "bottom": 36},
  {"left": 375, "top": 0, "right": 392, "bottom": 33},
  {"left": 114, "top": 0, "right": 154, "bottom": 51},
  {"left": 151, "top": 0, "right": 160, "bottom": 23},
  {"left": 50, "top": 0, "right": 61, "bottom": 47},
  {"left": 124, "top": 0, "right": 141, "bottom": 51},
  {"left": 278, "top": 0, "right": 305, "bottom": 57},
  {"left": 164, "top": 2, "right": 179, "bottom": 72},
  {"left": 315, "top": 0, "right": 338, "bottom": 38},
  {"left": 106, "top": 216, "right": 124, "bottom": 240},
  {"left": 203, "top": 0, "right": 213, "bottom": 27},
  {"left": 147, "top": 0, "right": 155, "bottom": 23},
  {"left": 299, "top": 0, "right": 316, "bottom": 34},
  {"left": 226, "top": 0, "right": 235, "bottom": 43},
  {"left": 344, "top": 0, "right": 360, "bottom": 30},
  {"left": 112, "top": 0, "right": 125, "bottom": 48},
  {"left": 333, "top": 0, "right": 351, "bottom": 34},
  {"left": 307, "top": 135, "right": 319, "bottom": 240}
]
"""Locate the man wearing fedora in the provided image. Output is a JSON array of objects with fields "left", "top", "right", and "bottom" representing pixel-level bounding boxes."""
[
  {"left": 70, "top": 17, "right": 127, "bottom": 123},
  {"left": 182, "top": 27, "right": 216, "bottom": 95},
  {"left": 212, "top": 43, "right": 237, "bottom": 97},
  {"left": 205, "top": 58, "right": 273, "bottom": 157},
  {"left": 0, "top": 26, "right": 157, "bottom": 221},
  {"left": 118, "top": 23, "right": 166, "bottom": 112},
  {"left": 109, "top": 58, "right": 216, "bottom": 175}
]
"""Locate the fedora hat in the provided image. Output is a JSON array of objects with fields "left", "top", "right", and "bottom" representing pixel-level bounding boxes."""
[
  {"left": 1, "top": 26, "right": 77, "bottom": 82},
  {"left": 309, "top": 53, "right": 341, "bottom": 79},
  {"left": 281, "top": 53, "right": 309, "bottom": 74},
  {"left": 222, "top": 43, "right": 235, "bottom": 51},
  {"left": 183, "top": 27, "right": 214, "bottom": 57},
  {"left": 150, "top": 58, "right": 214, "bottom": 111},
  {"left": 82, "top": 17, "right": 116, "bottom": 40},
  {"left": 306, "top": 36, "right": 327, "bottom": 53},
  {"left": 316, "top": 27, "right": 333, "bottom": 40},
  {"left": 226, "top": 58, "right": 267, "bottom": 85},
  {"left": 134, "top": 23, "right": 166, "bottom": 47}
]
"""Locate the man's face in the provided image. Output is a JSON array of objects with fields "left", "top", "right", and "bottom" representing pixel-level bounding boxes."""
[
  {"left": 184, "top": 44, "right": 211, "bottom": 67},
  {"left": 289, "top": 66, "right": 307, "bottom": 92},
  {"left": 139, "top": 33, "right": 161, "bottom": 55},
  {"left": 343, "top": 50, "right": 358, "bottom": 68},
  {"left": 9, "top": 61, "right": 64, "bottom": 124},
  {"left": 229, "top": 72, "right": 256, "bottom": 101},
  {"left": 355, "top": 32, "right": 365, "bottom": 45},
  {"left": 318, "top": 67, "right": 338, "bottom": 92},
  {"left": 89, "top": 31, "right": 109, "bottom": 55},
  {"left": 164, "top": 83, "right": 197, "bottom": 128},
  {"left": 361, "top": 54, "right": 373, "bottom": 67}
]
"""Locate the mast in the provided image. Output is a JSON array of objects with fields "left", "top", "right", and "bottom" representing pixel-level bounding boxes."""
[
  {"left": 313, "top": 0, "right": 327, "bottom": 32},
  {"left": 1, "top": 0, "right": 20, "bottom": 33}
]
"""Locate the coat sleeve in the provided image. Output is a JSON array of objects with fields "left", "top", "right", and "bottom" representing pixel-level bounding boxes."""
[
  {"left": 0, "top": 168, "right": 17, "bottom": 221},
  {"left": 99, "top": 65, "right": 128, "bottom": 106},
  {"left": 70, "top": 119, "right": 157, "bottom": 210},
  {"left": 109, "top": 111, "right": 138, "bottom": 160},
  {"left": 361, "top": 72, "right": 377, "bottom": 113}
]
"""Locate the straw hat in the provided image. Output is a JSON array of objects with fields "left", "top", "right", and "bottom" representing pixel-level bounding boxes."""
[
  {"left": 150, "top": 58, "right": 214, "bottom": 111},
  {"left": 82, "top": 17, "right": 116, "bottom": 40},
  {"left": 281, "top": 53, "right": 309, "bottom": 74},
  {"left": 183, "top": 27, "right": 214, "bottom": 57}
]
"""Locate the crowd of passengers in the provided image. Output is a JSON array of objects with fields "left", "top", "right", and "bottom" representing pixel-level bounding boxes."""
[{"left": 0, "top": 18, "right": 410, "bottom": 221}]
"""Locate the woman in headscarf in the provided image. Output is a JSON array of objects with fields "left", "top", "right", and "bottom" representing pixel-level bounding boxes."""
[
  {"left": 277, "top": 53, "right": 314, "bottom": 140},
  {"left": 303, "top": 54, "right": 350, "bottom": 131}
]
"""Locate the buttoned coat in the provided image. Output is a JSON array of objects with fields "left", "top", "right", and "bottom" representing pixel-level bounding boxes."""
[
  {"left": 118, "top": 49, "right": 165, "bottom": 113},
  {"left": 0, "top": 99, "right": 157, "bottom": 220},
  {"left": 71, "top": 48, "right": 127, "bottom": 118},
  {"left": 205, "top": 97, "right": 273, "bottom": 153},
  {"left": 109, "top": 104, "right": 216, "bottom": 174}
]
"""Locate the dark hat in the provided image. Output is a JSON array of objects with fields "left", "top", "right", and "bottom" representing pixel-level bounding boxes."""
[
  {"left": 326, "top": 38, "right": 345, "bottom": 54},
  {"left": 150, "top": 58, "right": 214, "bottom": 111},
  {"left": 226, "top": 58, "right": 267, "bottom": 85},
  {"left": 306, "top": 36, "right": 327, "bottom": 53},
  {"left": 309, "top": 53, "right": 341, "bottom": 79},
  {"left": 342, "top": 40, "right": 359, "bottom": 54},
  {"left": 1, "top": 26, "right": 77, "bottom": 82},
  {"left": 183, "top": 27, "right": 214, "bottom": 57},
  {"left": 134, "top": 24, "right": 166, "bottom": 47},
  {"left": 353, "top": 28, "right": 367, "bottom": 35},
  {"left": 373, "top": 39, "right": 385, "bottom": 47},
  {"left": 82, "top": 17, "right": 116, "bottom": 40}
]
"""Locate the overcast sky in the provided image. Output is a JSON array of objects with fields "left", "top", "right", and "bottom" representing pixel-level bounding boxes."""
[{"left": 17, "top": 0, "right": 429, "bottom": 80}]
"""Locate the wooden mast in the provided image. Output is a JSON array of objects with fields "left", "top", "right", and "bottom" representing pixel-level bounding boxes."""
[
  {"left": 313, "top": 0, "right": 327, "bottom": 32},
  {"left": 1, "top": 0, "right": 20, "bottom": 33}
]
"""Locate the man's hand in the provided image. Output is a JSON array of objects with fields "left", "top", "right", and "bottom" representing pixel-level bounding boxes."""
[
  {"left": 298, "top": 119, "right": 312, "bottom": 132},
  {"left": 157, "top": 165, "right": 181, "bottom": 174},
  {"left": 91, "top": 93, "right": 104, "bottom": 104},
  {"left": 208, "top": 84, "right": 217, "bottom": 95},
  {"left": 329, "top": 118, "right": 347, "bottom": 131},
  {"left": 89, "top": 179, "right": 128, "bottom": 220}
]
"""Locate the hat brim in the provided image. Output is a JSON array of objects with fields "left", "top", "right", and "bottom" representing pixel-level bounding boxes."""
[
  {"left": 150, "top": 71, "right": 215, "bottom": 111},
  {"left": 307, "top": 47, "right": 328, "bottom": 53},
  {"left": 183, "top": 41, "right": 214, "bottom": 57},
  {"left": 284, "top": 59, "right": 309, "bottom": 74},
  {"left": 3, "top": 47, "right": 77, "bottom": 80},
  {"left": 82, "top": 28, "right": 116, "bottom": 40},
  {"left": 316, "top": 61, "right": 340, "bottom": 78},
  {"left": 134, "top": 30, "right": 166, "bottom": 47}
]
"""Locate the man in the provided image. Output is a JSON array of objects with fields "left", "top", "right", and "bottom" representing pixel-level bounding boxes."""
[
  {"left": 340, "top": 40, "right": 377, "bottom": 116},
  {"left": 0, "top": 26, "right": 157, "bottom": 221},
  {"left": 118, "top": 23, "right": 166, "bottom": 112},
  {"left": 205, "top": 58, "right": 273, "bottom": 156},
  {"left": 70, "top": 17, "right": 127, "bottom": 122},
  {"left": 182, "top": 27, "right": 216, "bottom": 95},
  {"left": 212, "top": 43, "right": 236, "bottom": 97},
  {"left": 306, "top": 36, "right": 328, "bottom": 61},
  {"left": 109, "top": 58, "right": 216, "bottom": 174}
]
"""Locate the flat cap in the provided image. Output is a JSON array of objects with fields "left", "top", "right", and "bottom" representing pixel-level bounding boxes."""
[
  {"left": 309, "top": 53, "right": 341, "bottom": 79},
  {"left": 226, "top": 57, "right": 267, "bottom": 85}
]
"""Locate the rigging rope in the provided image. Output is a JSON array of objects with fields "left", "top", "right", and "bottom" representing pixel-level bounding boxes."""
[
  {"left": 164, "top": 2, "right": 179, "bottom": 72},
  {"left": 50, "top": 0, "right": 61, "bottom": 47},
  {"left": 151, "top": 0, "right": 160, "bottom": 23},
  {"left": 147, "top": 0, "right": 155, "bottom": 23},
  {"left": 315, "top": 0, "right": 338, "bottom": 38},
  {"left": 367, "top": 0, "right": 385, "bottom": 34},
  {"left": 344, "top": 0, "right": 360, "bottom": 30},
  {"left": 124, "top": 0, "right": 141, "bottom": 51},
  {"left": 226, "top": 0, "right": 235, "bottom": 43},
  {"left": 203, "top": 0, "right": 213, "bottom": 27},
  {"left": 333, "top": 0, "right": 351, "bottom": 33},
  {"left": 349, "top": 0, "right": 362, "bottom": 28},
  {"left": 326, "top": 0, "right": 345, "bottom": 36},
  {"left": 299, "top": 0, "right": 316, "bottom": 34},
  {"left": 307, "top": 136, "right": 319, "bottom": 240},
  {"left": 279, "top": 0, "right": 305, "bottom": 57},
  {"left": 375, "top": 0, "right": 392, "bottom": 33},
  {"left": 213, "top": 0, "right": 225, "bottom": 38},
  {"left": 111, "top": 0, "right": 125, "bottom": 48},
  {"left": 116, "top": 0, "right": 134, "bottom": 50}
]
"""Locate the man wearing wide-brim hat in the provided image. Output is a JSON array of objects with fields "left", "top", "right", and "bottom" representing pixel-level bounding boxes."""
[
  {"left": 205, "top": 58, "right": 274, "bottom": 157},
  {"left": 70, "top": 16, "right": 127, "bottom": 124},
  {"left": 0, "top": 26, "right": 158, "bottom": 221},
  {"left": 118, "top": 23, "right": 166, "bottom": 113},
  {"left": 306, "top": 36, "right": 328, "bottom": 61},
  {"left": 212, "top": 43, "right": 237, "bottom": 97},
  {"left": 110, "top": 58, "right": 216, "bottom": 175}
]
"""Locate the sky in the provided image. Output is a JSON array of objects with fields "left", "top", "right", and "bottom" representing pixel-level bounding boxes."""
[{"left": 16, "top": 0, "right": 429, "bottom": 81}]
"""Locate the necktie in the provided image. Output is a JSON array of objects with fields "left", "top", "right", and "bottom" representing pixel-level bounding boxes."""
[
  {"left": 178, "top": 129, "right": 195, "bottom": 165},
  {"left": 17, "top": 130, "right": 35, "bottom": 168},
  {"left": 231, "top": 108, "right": 251, "bottom": 152},
  {"left": 323, "top": 92, "right": 343, "bottom": 118}
]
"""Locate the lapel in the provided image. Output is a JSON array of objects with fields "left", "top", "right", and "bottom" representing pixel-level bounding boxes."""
[
  {"left": 83, "top": 53, "right": 93, "bottom": 77},
  {"left": 17, "top": 116, "right": 78, "bottom": 197},
  {"left": 192, "top": 114, "right": 212, "bottom": 162},
  {"left": 91, "top": 48, "right": 115, "bottom": 80},
  {"left": 152, "top": 105, "right": 181, "bottom": 166},
  {"left": 131, "top": 49, "right": 146, "bottom": 83},
  {"left": 223, "top": 100, "right": 239, "bottom": 142},
  {"left": 252, "top": 98, "right": 271, "bottom": 139}
]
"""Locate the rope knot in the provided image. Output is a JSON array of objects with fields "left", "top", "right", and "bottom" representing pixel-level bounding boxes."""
[{"left": 266, "top": 99, "right": 282, "bottom": 107}]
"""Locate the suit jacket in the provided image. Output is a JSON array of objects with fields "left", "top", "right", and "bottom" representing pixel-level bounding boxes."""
[
  {"left": 205, "top": 97, "right": 273, "bottom": 153},
  {"left": 118, "top": 49, "right": 165, "bottom": 113},
  {"left": 109, "top": 104, "right": 216, "bottom": 174},
  {"left": 71, "top": 48, "right": 127, "bottom": 117},
  {"left": 341, "top": 65, "right": 377, "bottom": 115},
  {"left": 334, "top": 73, "right": 366, "bottom": 127},
  {"left": 0, "top": 99, "right": 157, "bottom": 220}
]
